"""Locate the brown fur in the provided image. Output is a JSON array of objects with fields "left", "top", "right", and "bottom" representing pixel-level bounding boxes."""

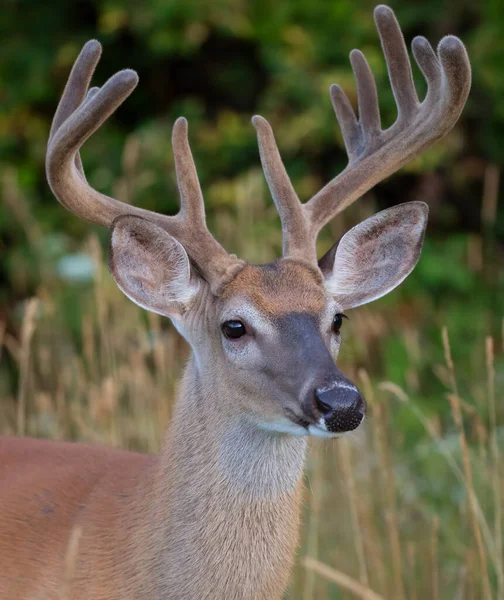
[{"left": 221, "top": 260, "right": 325, "bottom": 316}]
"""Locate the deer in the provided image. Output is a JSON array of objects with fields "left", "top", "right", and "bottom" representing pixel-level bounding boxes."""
[{"left": 0, "top": 5, "right": 470, "bottom": 599}]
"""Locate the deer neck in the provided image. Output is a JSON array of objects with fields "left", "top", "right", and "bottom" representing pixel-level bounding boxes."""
[{"left": 146, "top": 354, "right": 308, "bottom": 600}]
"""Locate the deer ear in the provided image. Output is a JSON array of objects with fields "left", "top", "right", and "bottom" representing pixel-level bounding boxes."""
[
  {"left": 320, "top": 202, "right": 428, "bottom": 310},
  {"left": 108, "top": 215, "right": 200, "bottom": 317}
]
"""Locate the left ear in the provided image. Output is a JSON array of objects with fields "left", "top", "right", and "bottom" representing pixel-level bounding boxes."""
[
  {"left": 108, "top": 215, "right": 201, "bottom": 319},
  {"left": 319, "top": 202, "right": 428, "bottom": 309}
]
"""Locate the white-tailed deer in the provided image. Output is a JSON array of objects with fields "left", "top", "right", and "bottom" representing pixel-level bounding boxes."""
[{"left": 0, "top": 6, "right": 470, "bottom": 599}]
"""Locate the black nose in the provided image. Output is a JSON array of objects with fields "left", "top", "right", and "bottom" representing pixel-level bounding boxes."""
[{"left": 314, "top": 386, "right": 366, "bottom": 433}]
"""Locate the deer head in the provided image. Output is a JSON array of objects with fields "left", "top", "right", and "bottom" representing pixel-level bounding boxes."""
[{"left": 46, "top": 6, "right": 470, "bottom": 438}]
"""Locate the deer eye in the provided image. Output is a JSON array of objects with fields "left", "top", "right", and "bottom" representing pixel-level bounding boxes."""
[
  {"left": 332, "top": 313, "right": 348, "bottom": 334},
  {"left": 222, "top": 320, "right": 247, "bottom": 339}
]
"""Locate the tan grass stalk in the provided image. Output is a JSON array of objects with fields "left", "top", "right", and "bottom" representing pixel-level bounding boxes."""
[
  {"left": 17, "top": 299, "right": 38, "bottom": 436},
  {"left": 303, "top": 557, "right": 385, "bottom": 600},
  {"left": 486, "top": 336, "right": 503, "bottom": 599},
  {"left": 474, "top": 412, "right": 489, "bottom": 466},
  {"left": 361, "top": 369, "right": 404, "bottom": 600},
  {"left": 82, "top": 313, "right": 97, "bottom": 381},
  {"left": 465, "top": 549, "right": 476, "bottom": 600},
  {"left": 56, "top": 380, "right": 67, "bottom": 439},
  {"left": 384, "top": 509, "right": 404, "bottom": 600},
  {"left": 481, "top": 164, "right": 500, "bottom": 228},
  {"left": 340, "top": 438, "right": 369, "bottom": 585},
  {"left": 448, "top": 392, "right": 492, "bottom": 600},
  {"left": 441, "top": 327, "right": 458, "bottom": 395},
  {"left": 359, "top": 370, "right": 388, "bottom": 595},
  {"left": 431, "top": 516, "right": 440, "bottom": 600},
  {"left": 443, "top": 327, "right": 492, "bottom": 600},
  {"left": 407, "top": 543, "right": 417, "bottom": 600}
]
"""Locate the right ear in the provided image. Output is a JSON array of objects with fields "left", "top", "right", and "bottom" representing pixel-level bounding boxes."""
[{"left": 108, "top": 215, "right": 200, "bottom": 318}]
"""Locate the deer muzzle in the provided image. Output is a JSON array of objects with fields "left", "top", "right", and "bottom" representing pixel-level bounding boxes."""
[{"left": 313, "top": 384, "right": 366, "bottom": 433}]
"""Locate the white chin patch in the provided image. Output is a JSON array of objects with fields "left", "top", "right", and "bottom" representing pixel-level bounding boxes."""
[
  {"left": 308, "top": 418, "right": 341, "bottom": 439},
  {"left": 258, "top": 417, "right": 344, "bottom": 438},
  {"left": 258, "top": 418, "right": 309, "bottom": 436}
]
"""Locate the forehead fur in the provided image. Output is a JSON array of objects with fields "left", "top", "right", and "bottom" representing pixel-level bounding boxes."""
[{"left": 221, "top": 260, "right": 326, "bottom": 316}]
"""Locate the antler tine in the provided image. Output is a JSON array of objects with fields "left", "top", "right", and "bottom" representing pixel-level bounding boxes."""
[
  {"left": 168, "top": 117, "right": 246, "bottom": 287},
  {"left": 303, "top": 4, "right": 471, "bottom": 237},
  {"left": 48, "top": 41, "right": 102, "bottom": 144},
  {"left": 48, "top": 42, "right": 102, "bottom": 182},
  {"left": 350, "top": 50, "right": 381, "bottom": 141},
  {"left": 375, "top": 5, "right": 419, "bottom": 122},
  {"left": 329, "top": 49, "right": 382, "bottom": 165},
  {"left": 47, "top": 42, "right": 244, "bottom": 291},
  {"left": 251, "top": 116, "right": 312, "bottom": 261},
  {"left": 73, "top": 86, "right": 101, "bottom": 181},
  {"left": 168, "top": 116, "right": 246, "bottom": 285},
  {"left": 171, "top": 117, "right": 206, "bottom": 224}
]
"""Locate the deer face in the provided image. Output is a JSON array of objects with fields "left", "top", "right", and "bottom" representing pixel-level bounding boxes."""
[
  {"left": 108, "top": 202, "right": 427, "bottom": 438},
  {"left": 213, "top": 261, "right": 364, "bottom": 438}
]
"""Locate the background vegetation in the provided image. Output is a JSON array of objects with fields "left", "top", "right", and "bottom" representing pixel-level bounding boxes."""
[{"left": 0, "top": 0, "right": 503, "bottom": 597}]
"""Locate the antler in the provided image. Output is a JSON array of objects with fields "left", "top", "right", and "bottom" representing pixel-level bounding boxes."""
[
  {"left": 46, "top": 40, "right": 244, "bottom": 290},
  {"left": 253, "top": 5, "right": 471, "bottom": 264}
]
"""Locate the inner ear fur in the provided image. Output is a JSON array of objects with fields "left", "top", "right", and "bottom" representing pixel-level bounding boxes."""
[
  {"left": 108, "top": 215, "right": 199, "bottom": 317},
  {"left": 321, "top": 202, "right": 428, "bottom": 309}
]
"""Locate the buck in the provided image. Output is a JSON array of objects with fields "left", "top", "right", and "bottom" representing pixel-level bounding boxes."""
[{"left": 0, "top": 6, "right": 470, "bottom": 599}]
